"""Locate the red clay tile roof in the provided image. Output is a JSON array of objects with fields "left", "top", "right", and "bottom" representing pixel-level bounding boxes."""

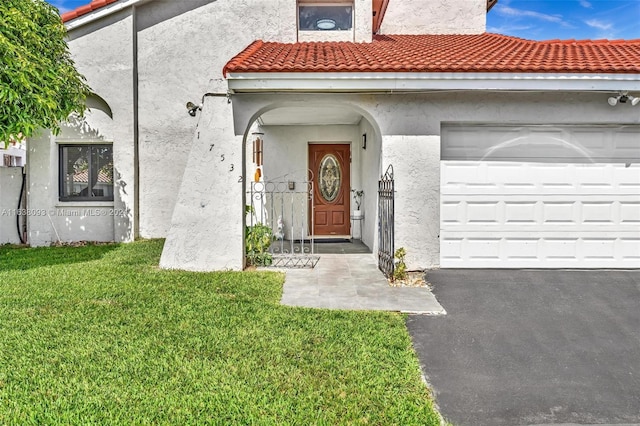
[
  {"left": 223, "top": 34, "right": 640, "bottom": 75},
  {"left": 61, "top": 0, "right": 119, "bottom": 23}
]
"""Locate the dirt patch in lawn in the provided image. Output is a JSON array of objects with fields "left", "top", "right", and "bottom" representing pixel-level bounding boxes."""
[{"left": 389, "top": 271, "right": 432, "bottom": 289}]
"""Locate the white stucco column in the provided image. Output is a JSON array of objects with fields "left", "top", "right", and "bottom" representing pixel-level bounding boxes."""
[
  {"left": 382, "top": 135, "right": 441, "bottom": 269},
  {"left": 26, "top": 130, "right": 56, "bottom": 246},
  {"left": 160, "top": 81, "right": 244, "bottom": 271},
  {"left": 354, "top": 0, "right": 372, "bottom": 42},
  {"left": 0, "top": 167, "right": 24, "bottom": 245}
]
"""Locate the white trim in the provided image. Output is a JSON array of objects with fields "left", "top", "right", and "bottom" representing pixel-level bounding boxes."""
[
  {"left": 55, "top": 140, "right": 114, "bottom": 144},
  {"left": 226, "top": 72, "right": 640, "bottom": 92},
  {"left": 55, "top": 202, "right": 115, "bottom": 208},
  {"left": 64, "top": 0, "right": 151, "bottom": 30}
]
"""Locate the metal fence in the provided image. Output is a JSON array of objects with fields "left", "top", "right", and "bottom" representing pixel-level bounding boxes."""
[
  {"left": 378, "top": 165, "right": 395, "bottom": 278},
  {"left": 247, "top": 174, "right": 319, "bottom": 268}
]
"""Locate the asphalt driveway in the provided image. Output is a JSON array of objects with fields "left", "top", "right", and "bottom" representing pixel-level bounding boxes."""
[{"left": 407, "top": 269, "right": 640, "bottom": 426}]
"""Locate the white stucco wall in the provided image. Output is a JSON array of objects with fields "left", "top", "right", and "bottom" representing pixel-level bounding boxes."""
[
  {"left": 136, "top": 0, "right": 297, "bottom": 238},
  {"left": 382, "top": 135, "right": 440, "bottom": 268},
  {"left": 38, "top": 10, "right": 137, "bottom": 246},
  {"left": 354, "top": 0, "right": 373, "bottom": 42},
  {"left": 27, "top": 111, "right": 120, "bottom": 246},
  {"left": 232, "top": 91, "right": 640, "bottom": 270},
  {"left": 379, "top": 0, "right": 486, "bottom": 35},
  {"left": 0, "top": 167, "right": 24, "bottom": 244},
  {"left": 57, "top": 0, "right": 300, "bottom": 245},
  {"left": 357, "top": 116, "right": 381, "bottom": 250},
  {"left": 160, "top": 80, "right": 244, "bottom": 271}
]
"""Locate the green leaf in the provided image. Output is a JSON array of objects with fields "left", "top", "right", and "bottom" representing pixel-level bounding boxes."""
[{"left": 0, "top": 0, "right": 89, "bottom": 144}]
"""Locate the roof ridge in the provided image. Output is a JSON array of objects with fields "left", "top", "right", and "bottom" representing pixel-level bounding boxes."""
[{"left": 538, "top": 37, "right": 640, "bottom": 45}]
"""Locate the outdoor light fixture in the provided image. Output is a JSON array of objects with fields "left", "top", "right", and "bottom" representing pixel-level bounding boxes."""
[
  {"left": 607, "top": 92, "right": 640, "bottom": 107},
  {"left": 186, "top": 101, "right": 202, "bottom": 116}
]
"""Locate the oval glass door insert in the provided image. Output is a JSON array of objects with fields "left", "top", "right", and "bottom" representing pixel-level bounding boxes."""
[{"left": 319, "top": 154, "right": 341, "bottom": 202}]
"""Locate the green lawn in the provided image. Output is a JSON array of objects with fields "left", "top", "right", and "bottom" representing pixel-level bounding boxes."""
[{"left": 0, "top": 240, "right": 440, "bottom": 425}]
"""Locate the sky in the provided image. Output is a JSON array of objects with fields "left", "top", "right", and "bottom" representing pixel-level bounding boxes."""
[
  {"left": 487, "top": 0, "right": 640, "bottom": 40},
  {"left": 48, "top": 0, "right": 640, "bottom": 41}
]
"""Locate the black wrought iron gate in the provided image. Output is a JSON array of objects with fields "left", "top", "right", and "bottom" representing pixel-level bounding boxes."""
[{"left": 378, "top": 165, "right": 394, "bottom": 277}]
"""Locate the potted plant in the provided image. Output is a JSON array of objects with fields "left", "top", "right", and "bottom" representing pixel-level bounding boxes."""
[{"left": 351, "top": 189, "right": 364, "bottom": 218}]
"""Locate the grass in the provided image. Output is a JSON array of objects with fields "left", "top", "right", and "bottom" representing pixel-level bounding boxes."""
[{"left": 0, "top": 240, "right": 440, "bottom": 425}]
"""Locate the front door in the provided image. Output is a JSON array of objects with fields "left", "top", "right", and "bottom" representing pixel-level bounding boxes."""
[{"left": 309, "top": 143, "right": 351, "bottom": 236}]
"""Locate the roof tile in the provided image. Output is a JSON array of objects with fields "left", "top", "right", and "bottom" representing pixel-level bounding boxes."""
[
  {"left": 61, "top": 0, "right": 119, "bottom": 23},
  {"left": 223, "top": 33, "right": 640, "bottom": 75}
]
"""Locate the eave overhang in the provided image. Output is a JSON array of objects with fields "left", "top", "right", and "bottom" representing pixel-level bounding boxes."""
[
  {"left": 226, "top": 72, "right": 640, "bottom": 93},
  {"left": 64, "top": 0, "right": 153, "bottom": 31}
]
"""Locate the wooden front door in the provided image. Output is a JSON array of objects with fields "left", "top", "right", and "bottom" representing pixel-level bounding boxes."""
[{"left": 309, "top": 144, "right": 351, "bottom": 236}]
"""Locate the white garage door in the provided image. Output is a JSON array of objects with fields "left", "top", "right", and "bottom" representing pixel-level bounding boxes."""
[{"left": 440, "top": 125, "right": 640, "bottom": 268}]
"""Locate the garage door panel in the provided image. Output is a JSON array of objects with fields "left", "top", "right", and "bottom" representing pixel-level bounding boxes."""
[
  {"left": 583, "top": 238, "right": 616, "bottom": 259},
  {"left": 440, "top": 124, "right": 640, "bottom": 268},
  {"left": 620, "top": 239, "right": 640, "bottom": 260},
  {"left": 576, "top": 166, "right": 612, "bottom": 186},
  {"left": 441, "top": 197, "right": 640, "bottom": 231},
  {"left": 544, "top": 202, "right": 577, "bottom": 223},
  {"left": 504, "top": 238, "right": 539, "bottom": 259},
  {"left": 441, "top": 201, "right": 463, "bottom": 224},
  {"left": 504, "top": 202, "right": 537, "bottom": 223},
  {"left": 617, "top": 168, "right": 640, "bottom": 188},
  {"left": 613, "top": 129, "right": 640, "bottom": 152},
  {"left": 441, "top": 233, "right": 640, "bottom": 268},
  {"left": 582, "top": 202, "right": 615, "bottom": 223},
  {"left": 571, "top": 129, "right": 608, "bottom": 150},
  {"left": 621, "top": 203, "right": 640, "bottom": 223},
  {"left": 443, "top": 162, "right": 640, "bottom": 195},
  {"left": 466, "top": 202, "right": 500, "bottom": 223},
  {"left": 442, "top": 125, "right": 640, "bottom": 162}
]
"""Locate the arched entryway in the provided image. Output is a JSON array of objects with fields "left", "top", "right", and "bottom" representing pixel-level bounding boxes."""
[{"left": 239, "top": 100, "right": 383, "bottom": 268}]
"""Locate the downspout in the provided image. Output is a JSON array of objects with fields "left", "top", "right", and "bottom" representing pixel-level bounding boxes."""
[
  {"left": 132, "top": 4, "right": 140, "bottom": 239},
  {"left": 16, "top": 166, "right": 26, "bottom": 244}
]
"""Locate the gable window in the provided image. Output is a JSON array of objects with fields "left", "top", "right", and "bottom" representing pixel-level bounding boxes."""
[
  {"left": 299, "top": 3, "right": 353, "bottom": 31},
  {"left": 59, "top": 144, "right": 114, "bottom": 201}
]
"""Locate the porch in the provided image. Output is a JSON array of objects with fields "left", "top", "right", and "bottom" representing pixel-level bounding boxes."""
[{"left": 244, "top": 102, "right": 384, "bottom": 270}]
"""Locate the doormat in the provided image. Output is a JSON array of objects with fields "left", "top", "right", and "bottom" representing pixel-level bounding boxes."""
[
  {"left": 313, "top": 238, "right": 351, "bottom": 243},
  {"left": 276, "top": 238, "right": 352, "bottom": 244}
]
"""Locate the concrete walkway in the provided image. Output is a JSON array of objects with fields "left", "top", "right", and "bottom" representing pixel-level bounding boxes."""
[{"left": 280, "top": 254, "right": 445, "bottom": 314}]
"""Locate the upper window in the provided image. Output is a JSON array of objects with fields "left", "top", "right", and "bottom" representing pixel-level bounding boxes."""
[
  {"left": 299, "top": 5, "right": 353, "bottom": 31},
  {"left": 59, "top": 144, "right": 114, "bottom": 202}
]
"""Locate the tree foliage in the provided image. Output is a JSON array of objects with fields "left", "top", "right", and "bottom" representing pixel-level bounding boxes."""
[{"left": 0, "top": 0, "right": 89, "bottom": 147}]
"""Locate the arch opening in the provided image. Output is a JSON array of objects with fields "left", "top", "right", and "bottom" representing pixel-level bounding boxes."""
[{"left": 238, "top": 99, "right": 383, "bottom": 266}]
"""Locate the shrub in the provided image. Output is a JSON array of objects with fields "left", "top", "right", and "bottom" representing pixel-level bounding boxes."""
[
  {"left": 246, "top": 223, "right": 273, "bottom": 266},
  {"left": 393, "top": 247, "right": 407, "bottom": 281}
]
